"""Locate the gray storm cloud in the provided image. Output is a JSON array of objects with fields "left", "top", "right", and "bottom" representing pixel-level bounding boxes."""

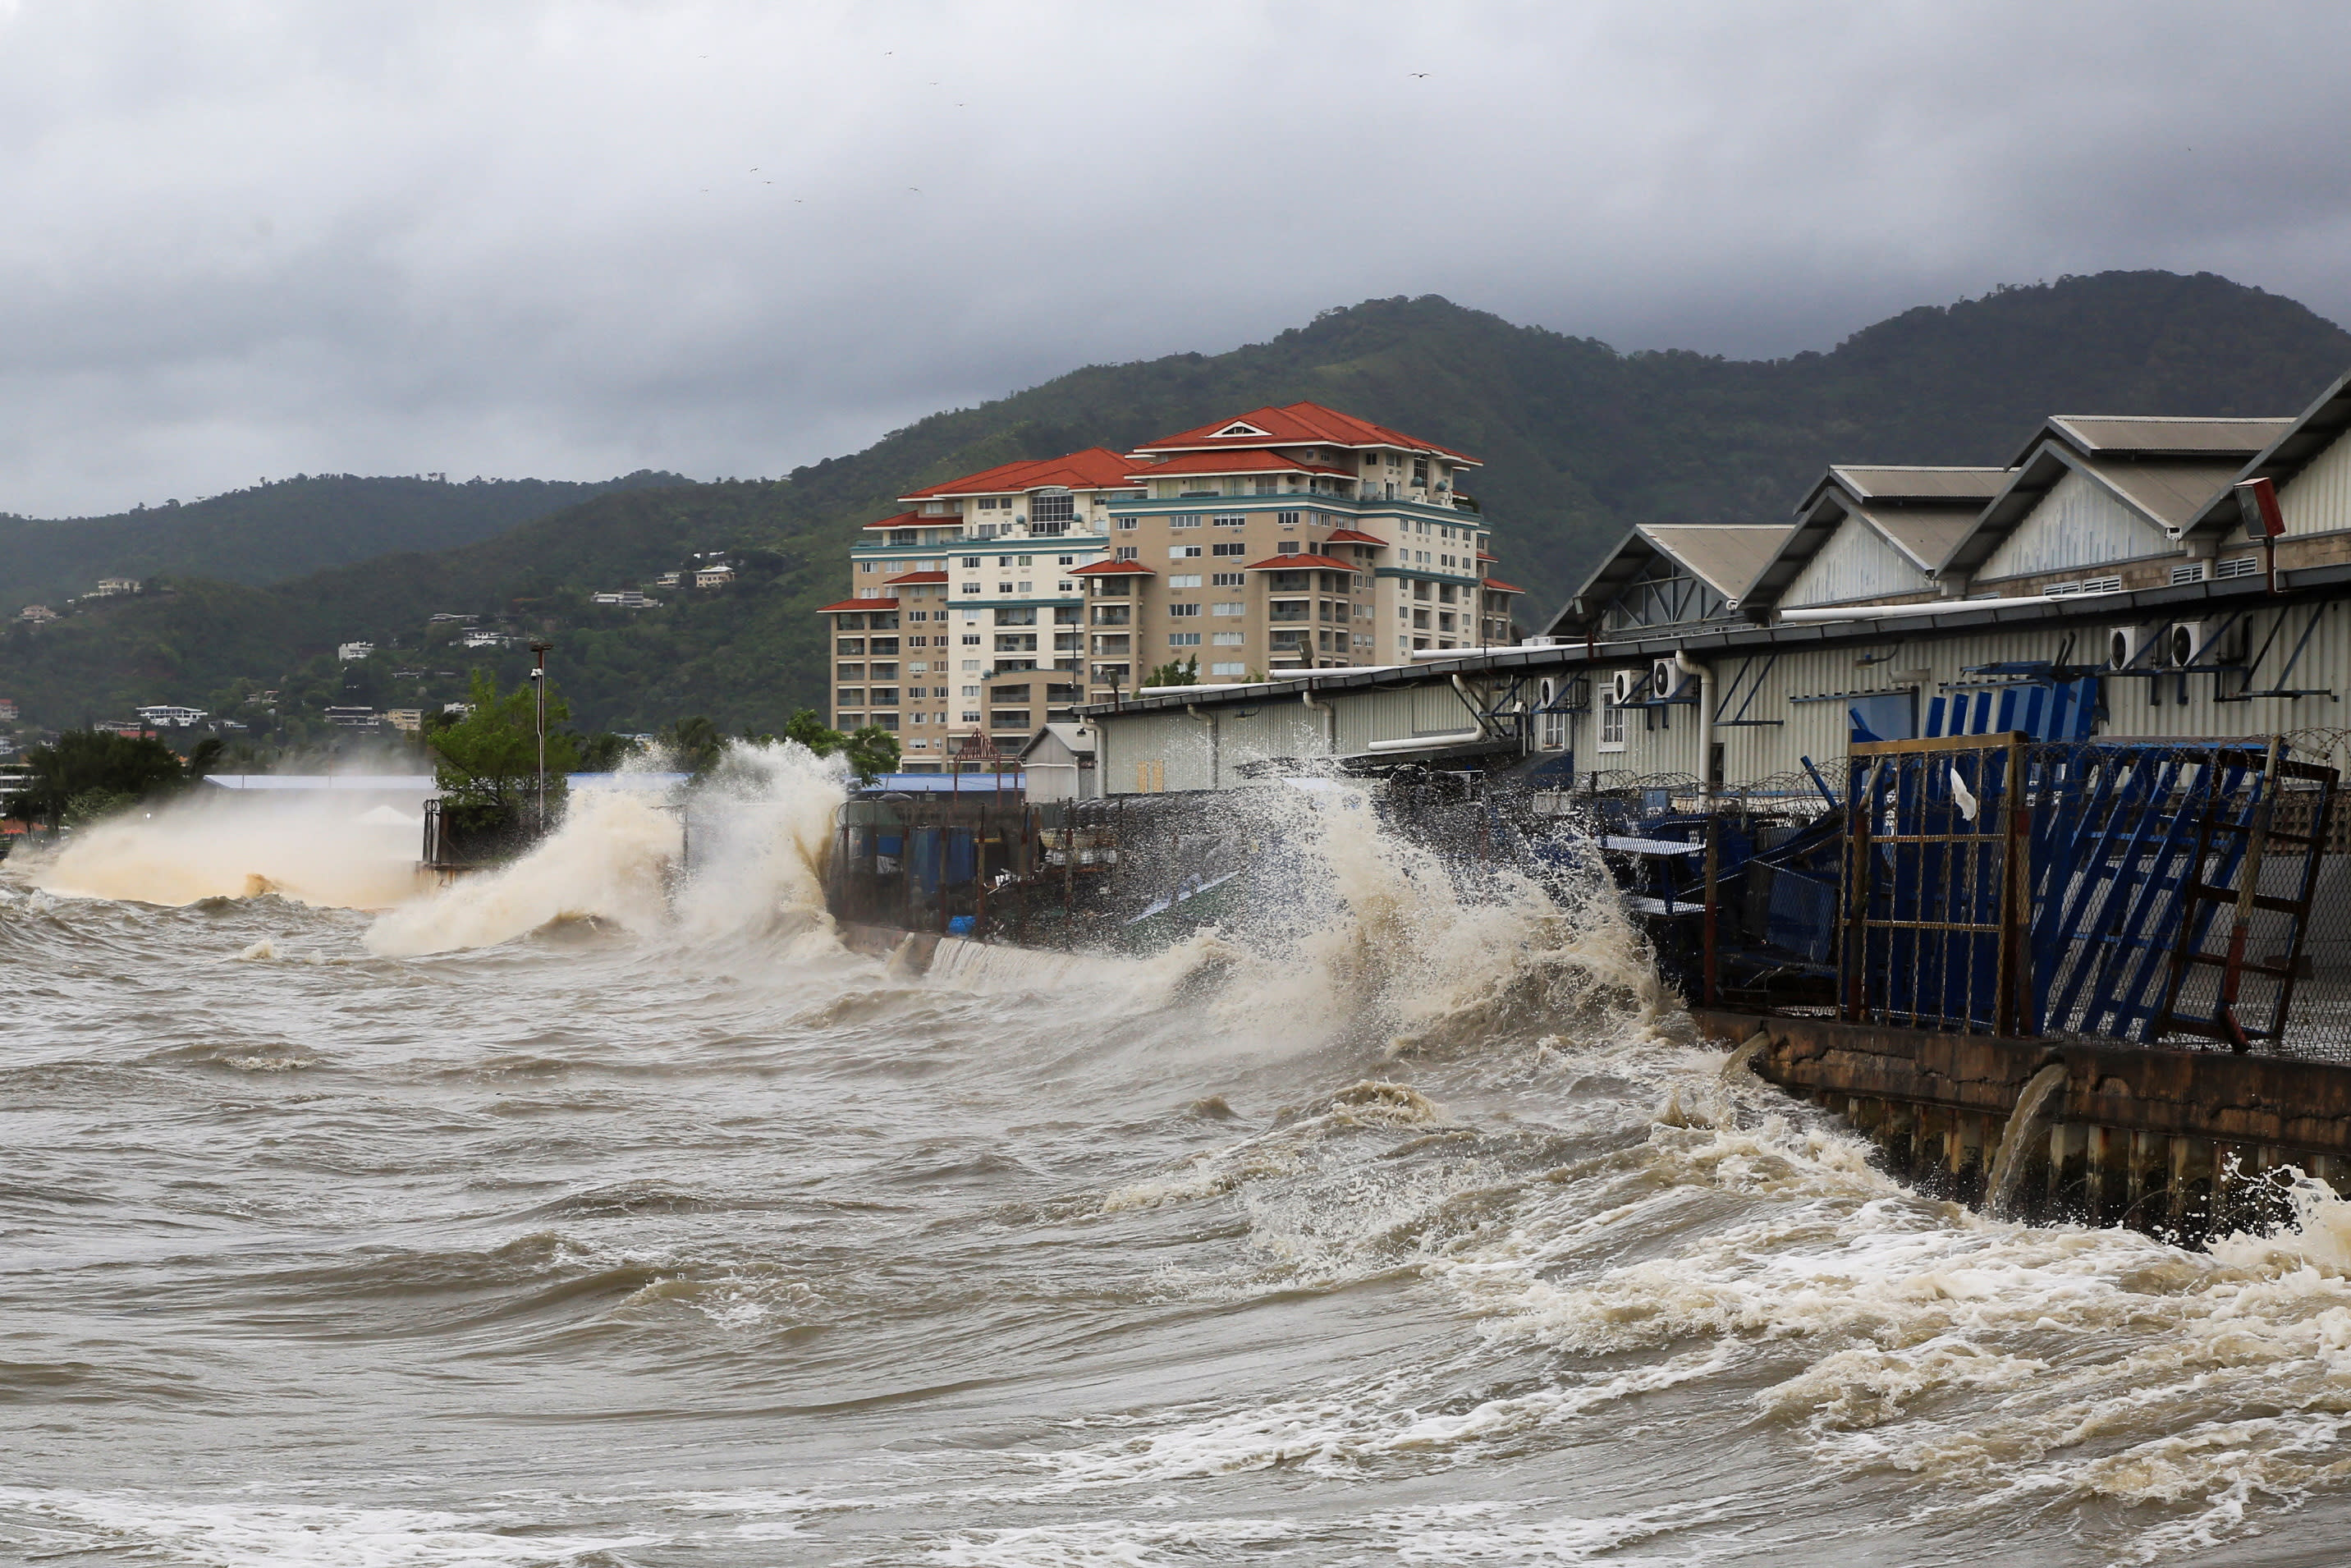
[{"left": 2, "top": 0, "right": 2349, "bottom": 516}]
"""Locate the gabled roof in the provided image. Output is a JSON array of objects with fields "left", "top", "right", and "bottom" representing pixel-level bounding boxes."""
[
  {"left": 1126, "top": 450, "right": 1353, "bottom": 479},
  {"left": 1323, "top": 529, "right": 1386, "bottom": 545},
  {"left": 1241, "top": 553, "right": 1356, "bottom": 571},
  {"left": 1483, "top": 577, "right": 1525, "bottom": 594},
  {"left": 1546, "top": 524, "right": 1793, "bottom": 638},
  {"left": 1070, "top": 559, "right": 1155, "bottom": 576},
  {"left": 1743, "top": 465, "right": 2009, "bottom": 612},
  {"left": 899, "top": 447, "right": 1143, "bottom": 502},
  {"left": 1942, "top": 433, "right": 2251, "bottom": 580},
  {"left": 1642, "top": 525, "right": 1797, "bottom": 601},
  {"left": 861, "top": 511, "right": 928, "bottom": 531},
  {"left": 1017, "top": 722, "right": 1094, "bottom": 760},
  {"left": 884, "top": 571, "right": 948, "bottom": 585},
  {"left": 2186, "top": 364, "right": 2351, "bottom": 534},
  {"left": 1135, "top": 401, "right": 1478, "bottom": 465},
  {"left": 817, "top": 597, "right": 901, "bottom": 612},
  {"left": 2005, "top": 415, "right": 2294, "bottom": 469}
]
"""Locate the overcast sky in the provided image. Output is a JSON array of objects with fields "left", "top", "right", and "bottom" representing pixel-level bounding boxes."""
[{"left": 6, "top": 0, "right": 2351, "bottom": 516}]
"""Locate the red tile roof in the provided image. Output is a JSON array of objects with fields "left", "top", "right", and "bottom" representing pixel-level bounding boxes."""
[
  {"left": 1482, "top": 577, "right": 1525, "bottom": 594},
  {"left": 860, "top": 511, "right": 928, "bottom": 530},
  {"left": 817, "top": 597, "right": 901, "bottom": 612},
  {"left": 1323, "top": 529, "right": 1386, "bottom": 545},
  {"left": 884, "top": 571, "right": 948, "bottom": 585},
  {"left": 1070, "top": 559, "right": 1155, "bottom": 575},
  {"left": 1476, "top": 549, "right": 1496, "bottom": 562},
  {"left": 1124, "top": 450, "right": 1353, "bottom": 479},
  {"left": 1135, "top": 402, "right": 1478, "bottom": 465},
  {"left": 1240, "top": 554, "right": 1357, "bottom": 571},
  {"left": 899, "top": 446, "right": 1143, "bottom": 502}
]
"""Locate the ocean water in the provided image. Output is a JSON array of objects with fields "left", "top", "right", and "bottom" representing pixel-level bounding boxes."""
[{"left": 10, "top": 750, "right": 2351, "bottom": 1566}]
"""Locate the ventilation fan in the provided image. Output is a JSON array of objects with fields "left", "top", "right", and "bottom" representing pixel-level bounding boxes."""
[
  {"left": 1611, "top": 668, "right": 1638, "bottom": 706},
  {"left": 2165, "top": 621, "right": 2209, "bottom": 669},
  {"left": 1651, "top": 658, "right": 1680, "bottom": 699},
  {"left": 2108, "top": 626, "right": 2143, "bottom": 670}
]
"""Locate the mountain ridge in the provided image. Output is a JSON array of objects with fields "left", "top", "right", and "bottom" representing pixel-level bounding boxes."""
[{"left": 3, "top": 269, "right": 2347, "bottom": 739}]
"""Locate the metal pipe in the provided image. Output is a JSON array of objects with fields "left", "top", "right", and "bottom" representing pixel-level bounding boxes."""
[
  {"left": 1299, "top": 685, "right": 1333, "bottom": 753},
  {"left": 1185, "top": 703, "right": 1219, "bottom": 789},
  {"left": 1675, "top": 649, "right": 1712, "bottom": 795},
  {"left": 1450, "top": 673, "right": 1491, "bottom": 738}
]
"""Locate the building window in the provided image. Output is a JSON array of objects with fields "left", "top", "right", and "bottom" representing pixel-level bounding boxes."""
[
  {"left": 1169, "top": 632, "right": 1201, "bottom": 646},
  {"left": 1212, "top": 541, "right": 1247, "bottom": 557},
  {"left": 960, "top": 634, "right": 981, "bottom": 645},
  {"left": 1171, "top": 545, "right": 1203, "bottom": 559},
  {"left": 1212, "top": 631, "right": 1243, "bottom": 645},
  {"left": 1115, "top": 546, "right": 1139, "bottom": 561},
  {"left": 1600, "top": 696, "right": 1625, "bottom": 750},
  {"left": 1117, "top": 515, "right": 1139, "bottom": 530},
  {"left": 1211, "top": 571, "right": 1244, "bottom": 586},
  {"left": 1168, "top": 603, "right": 1200, "bottom": 617},
  {"left": 1170, "top": 574, "right": 1203, "bottom": 588},
  {"left": 1171, "top": 514, "right": 1200, "bottom": 528},
  {"left": 1211, "top": 662, "right": 1247, "bottom": 676},
  {"left": 961, "top": 582, "right": 980, "bottom": 594},
  {"left": 1212, "top": 602, "right": 1244, "bottom": 616},
  {"left": 961, "top": 711, "right": 982, "bottom": 723},
  {"left": 989, "top": 710, "right": 1030, "bottom": 730},
  {"left": 1277, "top": 511, "right": 1300, "bottom": 528},
  {"left": 836, "top": 688, "right": 864, "bottom": 706},
  {"left": 1212, "top": 514, "right": 1246, "bottom": 527},
  {"left": 1032, "top": 493, "right": 1075, "bottom": 527}
]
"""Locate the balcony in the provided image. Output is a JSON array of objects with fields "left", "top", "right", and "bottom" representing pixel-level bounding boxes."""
[
  {"left": 1091, "top": 635, "right": 1131, "bottom": 655},
  {"left": 1091, "top": 605, "right": 1131, "bottom": 626}
]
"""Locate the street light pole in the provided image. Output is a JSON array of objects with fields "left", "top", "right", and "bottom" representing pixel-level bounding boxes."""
[{"left": 529, "top": 640, "right": 552, "bottom": 832}]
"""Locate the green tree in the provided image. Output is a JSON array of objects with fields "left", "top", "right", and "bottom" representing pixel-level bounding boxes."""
[
  {"left": 7, "top": 730, "right": 190, "bottom": 827},
  {"left": 1143, "top": 656, "right": 1198, "bottom": 688},
  {"left": 428, "top": 670, "right": 580, "bottom": 823},
  {"left": 658, "top": 714, "right": 726, "bottom": 776},
  {"left": 768, "top": 708, "right": 898, "bottom": 782}
]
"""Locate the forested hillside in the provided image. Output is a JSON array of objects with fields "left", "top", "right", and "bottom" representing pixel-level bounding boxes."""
[
  {"left": 5, "top": 270, "right": 2348, "bottom": 738},
  {"left": 0, "top": 470, "right": 691, "bottom": 613}
]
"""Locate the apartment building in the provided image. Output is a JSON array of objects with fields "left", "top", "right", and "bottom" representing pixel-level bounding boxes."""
[
  {"left": 818, "top": 448, "right": 1134, "bottom": 768},
  {"left": 1077, "top": 403, "right": 1519, "bottom": 699},
  {"left": 818, "top": 406, "right": 1523, "bottom": 765}
]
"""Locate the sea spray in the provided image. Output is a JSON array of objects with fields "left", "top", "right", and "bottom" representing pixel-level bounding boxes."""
[
  {"left": 34, "top": 789, "right": 430, "bottom": 909},
  {"left": 365, "top": 741, "right": 849, "bottom": 956}
]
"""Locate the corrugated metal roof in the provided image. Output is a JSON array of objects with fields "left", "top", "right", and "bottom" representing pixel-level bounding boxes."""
[
  {"left": 1831, "top": 465, "right": 2010, "bottom": 502},
  {"left": 1852, "top": 503, "right": 1981, "bottom": 569},
  {"left": 2076, "top": 456, "right": 2246, "bottom": 532},
  {"left": 2034, "top": 415, "right": 2294, "bottom": 461},
  {"left": 1640, "top": 524, "right": 1792, "bottom": 600}
]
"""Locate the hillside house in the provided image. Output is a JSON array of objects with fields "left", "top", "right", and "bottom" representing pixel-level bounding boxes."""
[{"left": 337, "top": 642, "right": 375, "bottom": 662}]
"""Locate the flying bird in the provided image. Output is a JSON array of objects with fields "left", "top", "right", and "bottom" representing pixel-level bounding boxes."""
[{"left": 1409, "top": 71, "right": 1430, "bottom": 77}]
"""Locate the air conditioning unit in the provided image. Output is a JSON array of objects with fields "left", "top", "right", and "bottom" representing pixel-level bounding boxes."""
[
  {"left": 2165, "top": 621, "right": 2209, "bottom": 669},
  {"left": 1611, "top": 668, "right": 1638, "bottom": 706},
  {"left": 2108, "top": 626, "right": 2144, "bottom": 670},
  {"left": 1651, "top": 658, "right": 1681, "bottom": 699}
]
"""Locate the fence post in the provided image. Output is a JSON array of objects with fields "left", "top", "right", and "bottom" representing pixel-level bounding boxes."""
[
  {"left": 1999, "top": 734, "right": 2029, "bottom": 1037},
  {"left": 1842, "top": 754, "right": 1872, "bottom": 1023}
]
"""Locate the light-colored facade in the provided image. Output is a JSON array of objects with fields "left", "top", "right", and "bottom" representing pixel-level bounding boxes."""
[
  {"left": 820, "top": 448, "right": 1135, "bottom": 768},
  {"left": 819, "top": 410, "right": 1524, "bottom": 768},
  {"left": 1079, "top": 404, "right": 1519, "bottom": 699}
]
